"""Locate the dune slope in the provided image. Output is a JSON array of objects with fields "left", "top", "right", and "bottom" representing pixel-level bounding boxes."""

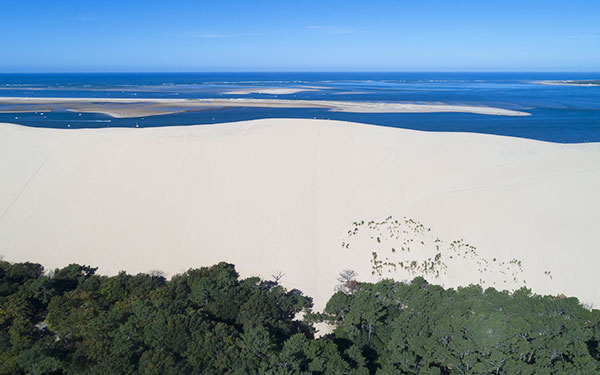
[{"left": 1, "top": 119, "right": 599, "bottom": 309}]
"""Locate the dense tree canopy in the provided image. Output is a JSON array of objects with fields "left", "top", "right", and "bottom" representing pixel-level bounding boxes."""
[
  {"left": 323, "top": 277, "right": 600, "bottom": 374},
  {"left": 1, "top": 259, "right": 599, "bottom": 374}
]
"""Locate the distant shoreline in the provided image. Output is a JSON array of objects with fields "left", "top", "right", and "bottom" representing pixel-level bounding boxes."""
[
  {"left": 0, "top": 96, "right": 530, "bottom": 118},
  {"left": 534, "top": 80, "right": 600, "bottom": 87}
]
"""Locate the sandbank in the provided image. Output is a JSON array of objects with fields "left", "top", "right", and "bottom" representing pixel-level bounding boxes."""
[
  {"left": 0, "top": 97, "right": 531, "bottom": 118},
  {"left": 534, "top": 80, "right": 600, "bottom": 87},
  {"left": 223, "top": 87, "right": 319, "bottom": 95}
]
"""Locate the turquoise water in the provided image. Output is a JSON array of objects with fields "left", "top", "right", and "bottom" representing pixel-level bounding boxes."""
[{"left": 0, "top": 72, "right": 599, "bottom": 143}]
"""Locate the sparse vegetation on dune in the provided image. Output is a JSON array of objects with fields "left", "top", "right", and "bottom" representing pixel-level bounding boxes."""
[{"left": 343, "top": 216, "right": 531, "bottom": 288}]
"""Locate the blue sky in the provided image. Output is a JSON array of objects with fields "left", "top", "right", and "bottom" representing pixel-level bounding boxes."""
[{"left": 0, "top": 0, "right": 598, "bottom": 72}]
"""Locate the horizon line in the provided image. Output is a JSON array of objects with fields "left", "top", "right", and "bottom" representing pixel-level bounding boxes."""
[{"left": 1, "top": 71, "right": 599, "bottom": 74}]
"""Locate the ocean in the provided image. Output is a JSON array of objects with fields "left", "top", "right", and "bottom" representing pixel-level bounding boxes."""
[{"left": 0, "top": 72, "right": 599, "bottom": 143}]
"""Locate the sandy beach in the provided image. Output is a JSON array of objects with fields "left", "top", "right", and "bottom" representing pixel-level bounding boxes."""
[
  {"left": 0, "top": 97, "right": 530, "bottom": 118},
  {"left": 1, "top": 119, "right": 598, "bottom": 310}
]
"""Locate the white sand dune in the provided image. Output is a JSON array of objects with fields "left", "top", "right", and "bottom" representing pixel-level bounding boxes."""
[{"left": 1, "top": 119, "right": 599, "bottom": 310}]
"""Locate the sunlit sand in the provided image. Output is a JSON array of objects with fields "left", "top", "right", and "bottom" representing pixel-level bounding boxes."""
[{"left": 1, "top": 119, "right": 598, "bottom": 309}]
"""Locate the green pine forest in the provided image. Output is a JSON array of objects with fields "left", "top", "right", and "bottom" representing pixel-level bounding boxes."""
[{"left": 2, "top": 259, "right": 600, "bottom": 374}]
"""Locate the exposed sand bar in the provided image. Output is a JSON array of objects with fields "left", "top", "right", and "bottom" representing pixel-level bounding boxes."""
[
  {"left": 223, "top": 87, "right": 320, "bottom": 94},
  {"left": 0, "top": 96, "right": 530, "bottom": 118},
  {"left": 534, "top": 80, "right": 600, "bottom": 87},
  {"left": 0, "top": 119, "right": 599, "bottom": 310}
]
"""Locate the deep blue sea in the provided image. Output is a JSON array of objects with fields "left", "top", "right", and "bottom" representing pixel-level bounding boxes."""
[{"left": 0, "top": 72, "right": 599, "bottom": 143}]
